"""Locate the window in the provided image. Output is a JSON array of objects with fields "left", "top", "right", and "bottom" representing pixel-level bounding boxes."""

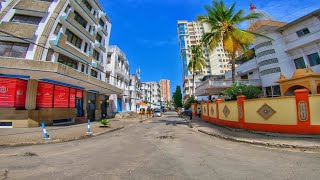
[
  {"left": 256, "top": 49, "right": 275, "bottom": 58},
  {"left": 0, "top": 41, "right": 29, "bottom": 58},
  {"left": 64, "top": 4, "right": 71, "bottom": 13},
  {"left": 39, "top": 0, "right": 54, "bottom": 2},
  {"left": 294, "top": 57, "right": 306, "bottom": 69},
  {"left": 65, "top": 29, "right": 82, "bottom": 48},
  {"left": 249, "top": 72, "right": 253, "bottom": 75},
  {"left": 82, "top": 0, "right": 92, "bottom": 11},
  {"left": 296, "top": 28, "right": 310, "bottom": 37},
  {"left": 241, "top": 75, "right": 248, "bottom": 79},
  {"left": 107, "top": 55, "right": 111, "bottom": 64},
  {"left": 11, "top": 14, "right": 42, "bottom": 25},
  {"left": 93, "top": 49, "right": 100, "bottom": 60},
  {"left": 54, "top": 23, "right": 62, "bottom": 35},
  {"left": 99, "top": 19, "right": 105, "bottom": 27},
  {"left": 258, "top": 58, "right": 279, "bottom": 67},
  {"left": 81, "top": 64, "right": 85, "bottom": 73},
  {"left": 260, "top": 67, "right": 281, "bottom": 76},
  {"left": 220, "top": 70, "right": 223, "bottom": 73},
  {"left": 91, "top": 69, "right": 98, "bottom": 78},
  {"left": 84, "top": 43, "right": 88, "bottom": 53},
  {"left": 88, "top": 25, "right": 92, "bottom": 33},
  {"left": 46, "top": 48, "right": 54, "bottom": 61},
  {"left": 74, "top": 11, "right": 87, "bottom": 28},
  {"left": 308, "top": 53, "right": 320, "bottom": 66},
  {"left": 58, "top": 54, "right": 78, "bottom": 69},
  {"left": 254, "top": 41, "right": 272, "bottom": 50},
  {"left": 96, "top": 33, "right": 102, "bottom": 43}
]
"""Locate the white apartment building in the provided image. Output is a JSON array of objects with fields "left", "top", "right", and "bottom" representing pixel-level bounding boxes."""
[
  {"left": 141, "top": 82, "right": 161, "bottom": 109},
  {"left": 177, "top": 20, "right": 231, "bottom": 100},
  {"left": 0, "top": 0, "right": 122, "bottom": 127},
  {"left": 107, "top": 46, "right": 130, "bottom": 113},
  {"left": 129, "top": 74, "right": 142, "bottom": 112},
  {"left": 196, "top": 8, "right": 320, "bottom": 97}
]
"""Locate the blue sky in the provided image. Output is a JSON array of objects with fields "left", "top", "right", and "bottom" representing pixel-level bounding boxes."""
[{"left": 101, "top": 0, "right": 320, "bottom": 95}]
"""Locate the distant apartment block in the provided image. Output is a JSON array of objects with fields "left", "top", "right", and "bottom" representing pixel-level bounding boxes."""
[{"left": 160, "top": 79, "right": 170, "bottom": 103}]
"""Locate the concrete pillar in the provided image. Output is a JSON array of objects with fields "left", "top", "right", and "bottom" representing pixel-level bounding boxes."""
[
  {"left": 95, "top": 94, "right": 102, "bottom": 120},
  {"left": 294, "top": 89, "right": 310, "bottom": 128},
  {"left": 300, "top": 49, "right": 310, "bottom": 67},
  {"left": 25, "top": 79, "right": 38, "bottom": 110}
]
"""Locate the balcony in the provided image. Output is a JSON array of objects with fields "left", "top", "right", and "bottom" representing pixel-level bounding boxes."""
[
  {"left": 0, "top": 22, "right": 37, "bottom": 40},
  {"left": 72, "top": 0, "right": 99, "bottom": 25},
  {"left": 49, "top": 32, "right": 91, "bottom": 64},
  {"left": 195, "top": 79, "right": 262, "bottom": 96},
  {"left": 14, "top": 0, "right": 51, "bottom": 13},
  {"left": 284, "top": 28, "right": 320, "bottom": 52}
]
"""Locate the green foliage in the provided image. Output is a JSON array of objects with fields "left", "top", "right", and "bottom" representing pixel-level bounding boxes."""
[
  {"left": 100, "top": 119, "right": 110, "bottom": 126},
  {"left": 172, "top": 86, "right": 183, "bottom": 108},
  {"left": 143, "top": 100, "right": 148, "bottom": 104},
  {"left": 183, "top": 95, "right": 197, "bottom": 109},
  {"left": 223, "top": 83, "right": 262, "bottom": 100}
]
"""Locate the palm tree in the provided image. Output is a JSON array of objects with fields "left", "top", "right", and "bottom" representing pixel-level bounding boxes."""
[
  {"left": 183, "top": 45, "right": 207, "bottom": 96},
  {"left": 197, "top": 0, "right": 270, "bottom": 83}
]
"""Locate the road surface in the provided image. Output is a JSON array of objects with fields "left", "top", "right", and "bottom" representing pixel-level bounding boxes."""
[{"left": 1, "top": 112, "right": 320, "bottom": 180}]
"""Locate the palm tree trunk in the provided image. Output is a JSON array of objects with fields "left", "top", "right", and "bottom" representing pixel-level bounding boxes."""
[
  {"left": 193, "top": 73, "right": 195, "bottom": 97},
  {"left": 231, "top": 54, "right": 236, "bottom": 83}
]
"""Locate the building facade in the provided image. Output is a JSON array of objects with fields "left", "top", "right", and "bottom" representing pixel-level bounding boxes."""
[
  {"left": 0, "top": 0, "right": 121, "bottom": 128},
  {"left": 106, "top": 46, "right": 130, "bottom": 113},
  {"left": 129, "top": 74, "right": 141, "bottom": 112},
  {"left": 196, "top": 8, "right": 320, "bottom": 98},
  {"left": 141, "top": 82, "right": 161, "bottom": 109},
  {"left": 177, "top": 20, "right": 231, "bottom": 100},
  {"left": 160, "top": 79, "right": 170, "bottom": 103}
]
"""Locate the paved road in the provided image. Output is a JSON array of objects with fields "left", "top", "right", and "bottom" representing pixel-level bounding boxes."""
[{"left": 1, "top": 112, "right": 320, "bottom": 180}]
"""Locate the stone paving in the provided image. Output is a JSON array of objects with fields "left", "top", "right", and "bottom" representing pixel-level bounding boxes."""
[
  {"left": 0, "top": 117, "right": 150, "bottom": 147},
  {"left": 181, "top": 115, "right": 320, "bottom": 150}
]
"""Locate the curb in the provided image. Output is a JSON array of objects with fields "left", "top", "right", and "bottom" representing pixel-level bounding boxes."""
[
  {"left": 0, "top": 126, "right": 125, "bottom": 148},
  {"left": 179, "top": 115, "right": 320, "bottom": 150}
]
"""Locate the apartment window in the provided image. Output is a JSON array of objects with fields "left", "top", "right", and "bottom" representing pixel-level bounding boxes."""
[
  {"left": 107, "top": 55, "right": 111, "bottom": 64},
  {"left": 54, "top": 23, "right": 62, "bottom": 35},
  {"left": 88, "top": 26, "right": 92, "bottom": 33},
  {"left": 296, "top": 28, "right": 310, "bottom": 37},
  {"left": 58, "top": 54, "right": 78, "bottom": 69},
  {"left": 93, "top": 11, "right": 96, "bottom": 17},
  {"left": 65, "top": 29, "right": 82, "bottom": 49},
  {"left": 294, "top": 57, "right": 306, "bottom": 69},
  {"left": 11, "top": 14, "right": 42, "bottom": 25},
  {"left": 93, "top": 49, "right": 100, "bottom": 60},
  {"left": 0, "top": 41, "right": 29, "bottom": 58},
  {"left": 81, "top": 64, "right": 85, "bottom": 73},
  {"left": 74, "top": 11, "right": 87, "bottom": 28},
  {"left": 82, "top": 0, "right": 92, "bottom": 11},
  {"left": 91, "top": 69, "right": 98, "bottom": 78},
  {"left": 254, "top": 41, "right": 272, "bottom": 50},
  {"left": 99, "top": 19, "right": 105, "bottom": 27},
  {"left": 64, "top": 4, "right": 71, "bottom": 13},
  {"left": 96, "top": 33, "right": 102, "bottom": 43},
  {"left": 46, "top": 48, "right": 54, "bottom": 61},
  {"left": 241, "top": 75, "right": 248, "bottom": 79},
  {"left": 258, "top": 58, "right": 279, "bottom": 67},
  {"left": 256, "top": 49, "right": 275, "bottom": 58},
  {"left": 84, "top": 43, "right": 88, "bottom": 53},
  {"left": 220, "top": 70, "right": 223, "bottom": 73},
  {"left": 308, "top": 53, "right": 320, "bottom": 66},
  {"left": 260, "top": 67, "right": 281, "bottom": 76}
]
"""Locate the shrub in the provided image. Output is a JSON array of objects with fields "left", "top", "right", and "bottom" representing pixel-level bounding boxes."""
[
  {"left": 223, "top": 83, "right": 262, "bottom": 100},
  {"left": 100, "top": 119, "right": 110, "bottom": 127}
]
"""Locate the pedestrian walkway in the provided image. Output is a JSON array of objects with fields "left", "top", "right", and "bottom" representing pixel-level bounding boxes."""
[
  {"left": 181, "top": 115, "right": 320, "bottom": 150},
  {"left": 0, "top": 117, "right": 149, "bottom": 147}
]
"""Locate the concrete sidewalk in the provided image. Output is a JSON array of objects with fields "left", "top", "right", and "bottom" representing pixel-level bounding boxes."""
[
  {"left": 181, "top": 115, "right": 320, "bottom": 150},
  {"left": 0, "top": 117, "right": 150, "bottom": 147}
]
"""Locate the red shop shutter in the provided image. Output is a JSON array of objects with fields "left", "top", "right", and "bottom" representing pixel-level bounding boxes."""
[
  {"left": 14, "top": 79, "right": 27, "bottom": 108},
  {"left": 37, "top": 82, "right": 54, "bottom": 108},
  {"left": 0, "top": 78, "right": 18, "bottom": 107},
  {"left": 76, "top": 89, "right": 83, "bottom": 98},
  {"left": 69, "top": 88, "right": 76, "bottom": 108},
  {"left": 54, "top": 85, "right": 69, "bottom": 108}
]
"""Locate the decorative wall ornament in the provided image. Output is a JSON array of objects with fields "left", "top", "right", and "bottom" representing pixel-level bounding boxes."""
[
  {"left": 211, "top": 106, "right": 214, "bottom": 116},
  {"left": 257, "top": 104, "right": 276, "bottom": 120},
  {"left": 223, "top": 105, "right": 230, "bottom": 118},
  {"left": 298, "top": 101, "right": 308, "bottom": 121},
  {"left": 238, "top": 104, "right": 243, "bottom": 119},
  {"left": 203, "top": 106, "right": 206, "bottom": 114}
]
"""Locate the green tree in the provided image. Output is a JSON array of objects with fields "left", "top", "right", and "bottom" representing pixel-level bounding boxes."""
[
  {"left": 172, "top": 86, "right": 183, "bottom": 108},
  {"left": 197, "top": 0, "right": 270, "bottom": 82},
  {"left": 182, "top": 45, "right": 207, "bottom": 96},
  {"left": 183, "top": 95, "right": 197, "bottom": 109},
  {"left": 223, "top": 83, "right": 262, "bottom": 100},
  {"left": 143, "top": 100, "right": 148, "bottom": 104}
]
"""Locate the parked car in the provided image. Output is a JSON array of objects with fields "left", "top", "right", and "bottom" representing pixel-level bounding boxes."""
[{"left": 154, "top": 109, "right": 162, "bottom": 117}]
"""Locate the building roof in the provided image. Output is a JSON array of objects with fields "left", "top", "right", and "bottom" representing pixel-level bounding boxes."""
[{"left": 278, "top": 9, "right": 320, "bottom": 31}]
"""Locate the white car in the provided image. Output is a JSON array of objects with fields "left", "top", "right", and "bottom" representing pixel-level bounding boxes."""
[{"left": 154, "top": 109, "right": 162, "bottom": 117}]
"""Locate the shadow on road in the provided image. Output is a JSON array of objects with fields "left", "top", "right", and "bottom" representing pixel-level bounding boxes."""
[{"left": 152, "top": 119, "right": 188, "bottom": 126}]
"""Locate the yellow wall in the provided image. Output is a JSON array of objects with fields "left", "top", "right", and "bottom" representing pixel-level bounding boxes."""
[
  {"left": 208, "top": 103, "right": 217, "bottom": 118},
  {"left": 244, "top": 97, "right": 297, "bottom": 125},
  {"left": 202, "top": 104, "right": 208, "bottom": 116},
  {"left": 218, "top": 102, "right": 238, "bottom": 122},
  {"left": 309, "top": 95, "right": 320, "bottom": 125}
]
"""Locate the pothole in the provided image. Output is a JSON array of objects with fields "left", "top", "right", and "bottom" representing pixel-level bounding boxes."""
[{"left": 157, "top": 136, "right": 174, "bottom": 139}]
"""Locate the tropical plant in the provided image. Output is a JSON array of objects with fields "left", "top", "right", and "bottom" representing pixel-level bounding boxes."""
[
  {"left": 182, "top": 45, "right": 207, "bottom": 96},
  {"left": 223, "top": 83, "right": 262, "bottom": 100},
  {"left": 100, "top": 119, "right": 110, "bottom": 127},
  {"left": 197, "top": 0, "right": 270, "bottom": 82},
  {"left": 183, "top": 95, "right": 197, "bottom": 109}
]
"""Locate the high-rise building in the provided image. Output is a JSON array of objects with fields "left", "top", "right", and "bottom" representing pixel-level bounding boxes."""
[
  {"left": 177, "top": 20, "right": 231, "bottom": 100},
  {"left": 141, "top": 82, "right": 161, "bottom": 109},
  {"left": 107, "top": 46, "right": 130, "bottom": 113},
  {"left": 0, "top": 0, "right": 121, "bottom": 127},
  {"left": 160, "top": 79, "right": 170, "bottom": 103},
  {"left": 129, "top": 74, "right": 142, "bottom": 112}
]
